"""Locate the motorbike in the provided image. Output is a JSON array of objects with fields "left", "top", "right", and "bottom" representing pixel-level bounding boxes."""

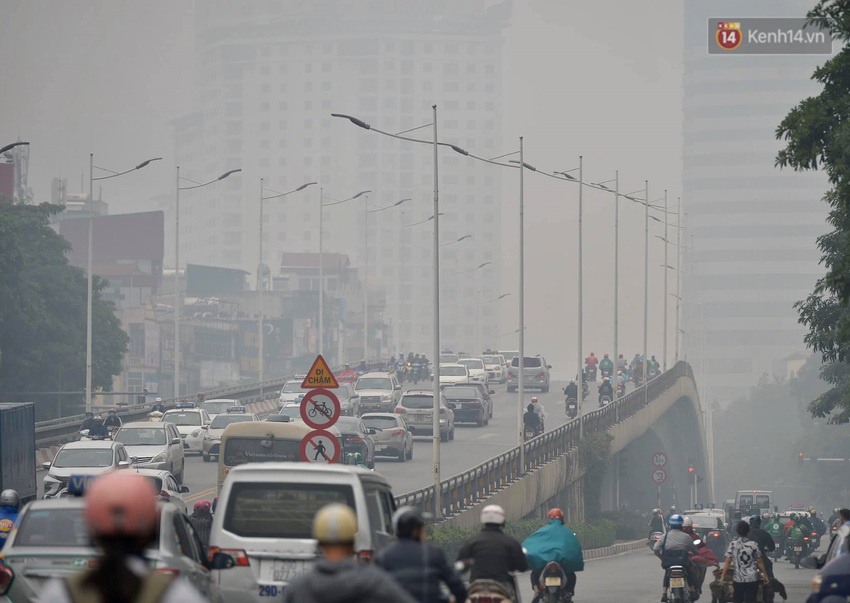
[
  {"left": 598, "top": 394, "right": 612, "bottom": 408},
  {"left": 565, "top": 398, "right": 577, "bottom": 419},
  {"left": 536, "top": 561, "right": 572, "bottom": 602},
  {"left": 581, "top": 382, "right": 589, "bottom": 398},
  {"left": 585, "top": 365, "right": 597, "bottom": 381},
  {"left": 524, "top": 425, "right": 539, "bottom": 441},
  {"left": 786, "top": 536, "right": 809, "bottom": 569},
  {"left": 648, "top": 531, "right": 664, "bottom": 549},
  {"left": 600, "top": 367, "right": 611, "bottom": 380},
  {"left": 809, "top": 530, "right": 821, "bottom": 551},
  {"left": 466, "top": 579, "right": 517, "bottom": 603},
  {"left": 667, "top": 565, "right": 693, "bottom": 603},
  {"left": 648, "top": 366, "right": 660, "bottom": 380},
  {"left": 402, "top": 362, "right": 416, "bottom": 383},
  {"left": 616, "top": 383, "right": 625, "bottom": 397}
]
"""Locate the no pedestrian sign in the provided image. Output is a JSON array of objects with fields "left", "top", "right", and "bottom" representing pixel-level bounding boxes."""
[
  {"left": 652, "top": 469, "right": 667, "bottom": 485},
  {"left": 301, "top": 354, "right": 339, "bottom": 389},
  {"left": 300, "top": 389, "right": 341, "bottom": 430},
  {"left": 300, "top": 429, "right": 341, "bottom": 464}
]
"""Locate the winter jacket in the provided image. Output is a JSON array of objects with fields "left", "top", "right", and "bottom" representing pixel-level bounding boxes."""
[
  {"left": 283, "top": 558, "right": 416, "bottom": 603},
  {"left": 375, "top": 539, "right": 467, "bottom": 603},
  {"left": 457, "top": 526, "right": 528, "bottom": 588}
]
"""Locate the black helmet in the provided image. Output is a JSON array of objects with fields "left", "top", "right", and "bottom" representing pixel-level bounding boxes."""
[{"left": 393, "top": 506, "right": 426, "bottom": 539}]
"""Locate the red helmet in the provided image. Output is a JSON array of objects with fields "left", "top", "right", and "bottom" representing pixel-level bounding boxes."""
[
  {"left": 548, "top": 508, "right": 565, "bottom": 522},
  {"left": 194, "top": 500, "right": 212, "bottom": 513},
  {"left": 85, "top": 473, "right": 158, "bottom": 538},
  {"left": 604, "top": 353, "right": 609, "bottom": 358}
]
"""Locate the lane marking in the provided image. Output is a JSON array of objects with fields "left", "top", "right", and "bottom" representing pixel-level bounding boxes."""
[{"left": 184, "top": 486, "right": 217, "bottom": 503}]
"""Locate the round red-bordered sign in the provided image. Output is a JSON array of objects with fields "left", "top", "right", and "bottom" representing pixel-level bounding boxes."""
[
  {"left": 299, "top": 429, "right": 341, "bottom": 464},
  {"left": 300, "top": 388, "right": 341, "bottom": 430},
  {"left": 652, "top": 469, "right": 667, "bottom": 485},
  {"left": 652, "top": 452, "right": 668, "bottom": 468}
]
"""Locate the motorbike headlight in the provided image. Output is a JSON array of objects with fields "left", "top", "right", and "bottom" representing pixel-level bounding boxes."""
[
  {"left": 811, "top": 573, "right": 822, "bottom": 593},
  {"left": 151, "top": 452, "right": 168, "bottom": 463}
]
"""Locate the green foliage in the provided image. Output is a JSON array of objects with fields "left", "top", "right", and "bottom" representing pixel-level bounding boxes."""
[
  {"left": 428, "top": 517, "right": 617, "bottom": 561},
  {"left": 599, "top": 510, "right": 648, "bottom": 540},
  {"left": 578, "top": 432, "right": 614, "bottom": 520},
  {"left": 776, "top": 1, "right": 850, "bottom": 423},
  {"left": 0, "top": 203, "right": 128, "bottom": 416}
]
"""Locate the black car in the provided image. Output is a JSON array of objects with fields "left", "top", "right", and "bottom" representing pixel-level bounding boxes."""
[
  {"left": 443, "top": 385, "right": 489, "bottom": 427},
  {"left": 453, "top": 381, "right": 495, "bottom": 418},
  {"left": 335, "top": 416, "right": 377, "bottom": 468}
]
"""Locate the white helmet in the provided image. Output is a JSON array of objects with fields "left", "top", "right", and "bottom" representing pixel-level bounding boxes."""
[
  {"left": 480, "top": 504, "right": 506, "bottom": 526},
  {"left": 155, "top": 397, "right": 163, "bottom": 403},
  {"left": 683, "top": 516, "right": 693, "bottom": 527}
]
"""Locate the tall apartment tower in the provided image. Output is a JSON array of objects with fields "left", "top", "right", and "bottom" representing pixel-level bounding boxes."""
[
  {"left": 682, "top": 0, "right": 830, "bottom": 403},
  {"left": 172, "top": 0, "right": 511, "bottom": 358}
]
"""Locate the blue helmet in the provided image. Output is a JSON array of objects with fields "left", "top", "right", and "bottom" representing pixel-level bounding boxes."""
[{"left": 669, "top": 514, "right": 684, "bottom": 529}]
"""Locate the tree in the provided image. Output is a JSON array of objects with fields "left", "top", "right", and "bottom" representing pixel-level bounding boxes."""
[
  {"left": 776, "top": 0, "right": 850, "bottom": 423},
  {"left": 0, "top": 203, "right": 128, "bottom": 416}
]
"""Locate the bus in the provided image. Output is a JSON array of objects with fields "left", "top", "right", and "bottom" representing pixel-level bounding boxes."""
[{"left": 217, "top": 420, "right": 342, "bottom": 492}]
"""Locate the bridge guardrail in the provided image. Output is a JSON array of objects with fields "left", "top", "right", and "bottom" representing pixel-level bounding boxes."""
[
  {"left": 395, "top": 361, "right": 692, "bottom": 517},
  {"left": 33, "top": 359, "right": 388, "bottom": 447}
]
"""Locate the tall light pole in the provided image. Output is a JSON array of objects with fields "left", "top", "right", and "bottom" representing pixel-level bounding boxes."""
[
  {"left": 87, "top": 153, "right": 161, "bottom": 412},
  {"left": 593, "top": 171, "right": 621, "bottom": 397},
  {"left": 318, "top": 189, "right": 371, "bottom": 358},
  {"left": 260, "top": 180, "right": 316, "bottom": 389},
  {"left": 676, "top": 196, "right": 682, "bottom": 362},
  {"left": 430, "top": 104, "right": 442, "bottom": 518},
  {"left": 174, "top": 167, "right": 241, "bottom": 399},
  {"left": 364, "top": 197, "right": 409, "bottom": 360},
  {"left": 644, "top": 180, "right": 649, "bottom": 390}
]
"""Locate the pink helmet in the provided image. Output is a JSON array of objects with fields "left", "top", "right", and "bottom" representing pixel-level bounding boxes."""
[
  {"left": 194, "top": 500, "right": 212, "bottom": 513},
  {"left": 85, "top": 473, "right": 158, "bottom": 538}
]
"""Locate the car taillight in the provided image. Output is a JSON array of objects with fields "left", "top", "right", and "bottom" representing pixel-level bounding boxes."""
[
  {"left": 208, "top": 546, "right": 251, "bottom": 567},
  {"left": 0, "top": 564, "right": 13, "bottom": 596},
  {"left": 391, "top": 428, "right": 405, "bottom": 436},
  {"left": 710, "top": 531, "right": 720, "bottom": 538},
  {"left": 357, "top": 549, "right": 374, "bottom": 562},
  {"left": 155, "top": 568, "right": 181, "bottom": 577},
  {"left": 467, "top": 401, "right": 481, "bottom": 407},
  {"left": 538, "top": 372, "right": 546, "bottom": 379},
  {"left": 394, "top": 407, "right": 406, "bottom": 414}
]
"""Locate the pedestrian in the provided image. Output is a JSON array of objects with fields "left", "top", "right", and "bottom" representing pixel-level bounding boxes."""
[{"left": 720, "top": 519, "right": 769, "bottom": 603}]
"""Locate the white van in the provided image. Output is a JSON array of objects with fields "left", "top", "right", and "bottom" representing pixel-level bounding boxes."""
[{"left": 209, "top": 463, "right": 396, "bottom": 602}]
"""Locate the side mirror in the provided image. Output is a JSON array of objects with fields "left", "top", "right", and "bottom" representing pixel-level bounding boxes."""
[
  {"left": 489, "top": 389, "right": 495, "bottom": 395},
  {"left": 42, "top": 461, "right": 51, "bottom": 470},
  {"left": 181, "top": 485, "right": 190, "bottom": 493},
  {"left": 171, "top": 438, "right": 182, "bottom": 445},
  {"left": 547, "top": 365, "right": 552, "bottom": 369},
  {"left": 207, "top": 552, "right": 236, "bottom": 570},
  {"left": 367, "top": 428, "right": 377, "bottom": 435},
  {"left": 117, "top": 460, "right": 131, "bottom": 468},
  {"left": 394, "top": 384, "right": 402, "bottom": 390}
]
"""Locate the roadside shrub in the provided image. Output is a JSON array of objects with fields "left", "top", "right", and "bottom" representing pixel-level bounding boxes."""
[{"left": 599, "top": 510, "right": 647, "bottom": 540}]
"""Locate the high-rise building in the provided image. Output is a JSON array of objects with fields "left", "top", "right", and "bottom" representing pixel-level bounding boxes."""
[
  {"left": 682, "top": 1, "right": 830, "bottom": 403},
  {"left": 172, "top": 0, "right": 511, "bottom": 359}
]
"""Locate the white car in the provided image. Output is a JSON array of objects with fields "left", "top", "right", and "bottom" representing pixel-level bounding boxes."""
[
  {"left": 42, "top": 440, "right": 131, "bottom": 498},
  {"left": 436, "top": 363, "right": 470, "bottom": 387},
  {"left": 131, "top": 468, "right": 191, "bottom": 513},
  {"left": 162, "top": 408, "right": 211, "bottom": 454},
  {"left": 113, "top": 421, "right": 186, "bottom": 483},
  {"left": 458, "top": 357, "right": 489, "bottom": 385},
  {"left": 354, "top": 372, "right": 402, "bottom": 413},
  {"left": 481, "top": 354, "right": 507, "bottom": 384},
  {"left": 278, "top": 403, "right": 304, "bottom": 422},
  {"left": 200, "top": 398, "right": 241, "bottom": 421},
  {"left": 278, "top": 380, "right": 310, "bottom": 407}
]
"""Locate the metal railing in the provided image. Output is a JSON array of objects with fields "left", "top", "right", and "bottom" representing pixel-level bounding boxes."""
[
  {"left": 33, "top": 360, "right": 387, "bottom": 447},
  {"left": 395, "top": 361, "right": 694, "bottom": 516}
]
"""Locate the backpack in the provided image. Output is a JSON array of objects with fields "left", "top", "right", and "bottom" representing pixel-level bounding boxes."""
[
  {"left": 65, "top": 571, "right": 174, "bottom": 603},
  {"left": 659, "top": 533, "right": 691, "bottom": 569}
]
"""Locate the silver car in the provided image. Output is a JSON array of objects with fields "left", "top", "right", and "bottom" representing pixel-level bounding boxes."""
[
  {"left": 0, "top": 498, "right": 215, "bottom": 602},
  {"left": 506, "top": 354, "right": 552, "bottom": 392},
  {"left": 395, "top": 389, "right": 455, "bottom": 441},
  {"left": 334, "top": 383, "right": 361, "bottom": 417},
  {"left": 42, "top": 440, "right": 131, "bottom": 499},
  {"left": 361, "top": 413, "right": 414, "bottom": 461},
  {"left": 113, "top": 421, "right": 186, "bottom": 484}
]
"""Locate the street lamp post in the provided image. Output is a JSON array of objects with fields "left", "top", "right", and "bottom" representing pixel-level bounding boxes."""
[
  {"left": 676, "top": 196, "right": 682, "bottom": 363},
  {"left": 593, "top": 171, "right": 621, "bottom": 398},
  {"left": 430, "top": 104, "right": 441, "bottom": 518},
  {"left": 644, "top": 180, "right": 649, "bottom": 391},
  {"left": 86, "top": 153, "right": 161, "bottom": 412},
  {"left": 260, "top": 180, "right": 316, "bottom": 389},
  {"left": 174, "top": 167, "right": 241, "bottom": 399}
]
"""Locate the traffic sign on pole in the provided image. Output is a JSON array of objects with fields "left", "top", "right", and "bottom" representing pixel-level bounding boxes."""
[
  {"left": 652, "top": 452, "right": 668, "bottom": 468},
  {"left": 300, "top": 389, "right": 342, "bottom": 430},
  {"left": 652, "top": 469, "right": 667, "bottom": 485},
  {"left": 300, "top": 429, "right": 341, "bottom": 464},
  {"left": 301, "top": 354, "right": 339, "bottom": 389}
]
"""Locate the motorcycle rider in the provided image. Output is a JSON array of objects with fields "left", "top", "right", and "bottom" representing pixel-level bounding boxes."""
[
  {"left": 682, "top": 516, "right": 719, "bottom": 595},
  {"left": 523, "top": 404, "right": 542, "bottom": 437},
  {"left": 375, "top": 506, "right": 468, "bottom": 603},
  {"left": 764, "top": 514, "right": 784, "bottom": 558},
  {"left": 356, "top": 359, "right": 368, "bottom": 373},
  {"left": 339, "top": 363, "right": 358, "bottom": 385},
  {"left": 87, "top": 415, "right": 109, "bottom": 439},
  {"left": 616, "top": 371, "right": 626, "bottom": 395},
  {"left": 648, "top": 508, "right": 665, "bottom": 540},
  {"left": 283, "top": 503, "right": 417, "bottom": 603},
  {"left": 564, "top": 380, "right": 578, "bottom": 400},
  {"left": 584, "top": 352, "right": 598, "bottom": 378},
  {"left": 523, "top": 508, "right": 583, "bottom": 601},
  {"left": 151, "top": 397, "right": 166, "bottom": 413},
  {"left": 187, "top": 500, "right": 213, "bottom": 556},
  {"left": 653, "top": 514, "right": 698, "bottom": 603},
  {"left": 103, "top": 408, "right": 122, "bottom": 430},
  {"left": 599, "top": 353, "right": 614, "bottom": 377},
  {"left": 457, "top": 504, "right": 528, "bottom": 599},
  {"left": 0, "top": 489, "right": 20, "bottom": 547},
  {"left": 720, "top": 520, "right": 769, "bottom": 603},
  {"left": 745, "top": 515, "right": 775, "bottom": 579},
  {"left": 598, "top": 377, "right": 614, "bottom": 405},
  {"left": 811, "top": 509, "right": 827, "bottom": 541},
  {"left": 530, "top": 396, "right": 547, "bottom": 427},
  {"left": 36, "top": 472, "right": 207, "bottom": 603},
  {"left": 784, "top": 515, "right": 807, "bottom": 559},
  {"left": 80, "top": 412, "right": 95, "bottom": 432},
  {"left": 617, "top": 353, "right": 628, "bottom": 374}
]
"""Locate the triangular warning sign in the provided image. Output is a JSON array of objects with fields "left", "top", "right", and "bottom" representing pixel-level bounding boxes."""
[{"left": 301, "top": 354, "right": 339, "bottom": 389}]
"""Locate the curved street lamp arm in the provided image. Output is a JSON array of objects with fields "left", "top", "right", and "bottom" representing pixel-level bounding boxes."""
[
  {"left": 93, "top": 157, "right": 162, "bottom": 182},
  {"left": 179, "top": 168, "right": 241, "bottom": 191},
  {"left": 262, "top": 181, "right": 318, "bottom": 200}
]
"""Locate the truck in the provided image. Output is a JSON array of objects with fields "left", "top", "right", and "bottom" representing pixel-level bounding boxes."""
[
  {"left": 0, "top": 403, "right": 37, "bottom": 504},
  {"left": 735, "top": 489, "right": 773, "bottom": 516}
]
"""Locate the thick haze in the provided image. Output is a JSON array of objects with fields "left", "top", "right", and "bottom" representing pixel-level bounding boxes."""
[{"left": 1, "top": 0, "right": 682, "bottom": 378}]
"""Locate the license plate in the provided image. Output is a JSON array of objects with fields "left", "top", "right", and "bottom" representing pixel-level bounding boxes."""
[
  {"left": 671, "top": 577, "right": 685, "bottom": 588},
  {"left": 375, "top": 445, "right": 385, "bottom": 451},
  {"left": 544, "top": 577, "right": 562, "bottom": 587},
  {"left": 272, "top": 559, "right": 305, "bottom": 582},
  {"left": 794, "top": 545, "right": 802, "bottom": 551},
  {"left": 413, "top": 415, "right": 430, "bottom": 422}
]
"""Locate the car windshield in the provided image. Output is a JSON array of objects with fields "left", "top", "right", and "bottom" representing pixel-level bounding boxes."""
[
  {"left": 441, "top": 366, "right": 467, "bottom": 376},
  {"left": 282, "top": 382, "right": 309, "bottom": 394},
  {"left": 224, "top": 482, "right": 355, "bottom": 539},
  {"left": 14, "top": 508, "right": 93, "bottom": 547},
  {"left": 115, "top": 427, "right": 167, "bottom": 446},
  {"left": 52, "top": 448, "right": 114, "bottom": 468},
  {"left": 279, "top": 406, "right": 302, "bottom": 420},
  {"left": 356, "top": 378, "right": 392, "bottom": 390},
  {"left": 335, "top": 417, "right": 360, "bottom": 433},
  {"left": 481, "top": 356, "right": 500, "bottom": 364},
  {"left": 444, "top": 387, "right": 479, "bottom": 400},
  {"left": 223, "top": 437, "right": 301, "bottom": 466},
  {"left": 202, "top": 401, "right": 238, "bottom": 414},
  {"left": 362, "top": 416, "right": 398, "bottom": 430},
  {"left": 210, "top": 415, "right": 253, "bottom": 429},
  {"left": 511, "top": 356, "right": 542, "bottom": 368},
  {"left": 439, "top": 354, "right": 458, "bottom": 363},
  {"left": 402, "top": 395, "right": 434, "bottom": 409},
  {"left": 459, "top": 358, "right": 484, "bottom": 369},
  {"left": 163, "top": 412, "right": 201, "bottom": 426}
]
